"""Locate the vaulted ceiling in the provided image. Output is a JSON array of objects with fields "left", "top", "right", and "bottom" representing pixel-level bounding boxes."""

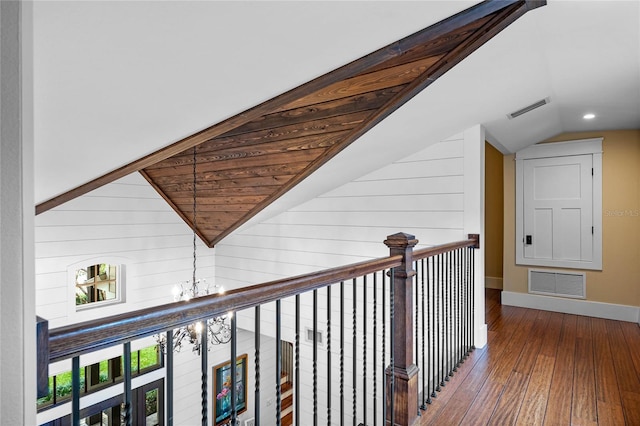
[
  {"left": 35, "top": 0, "right": 544, "bottom": 247},
  {"left": 32, "top": 1, "right": 639, "bottom": 247}
]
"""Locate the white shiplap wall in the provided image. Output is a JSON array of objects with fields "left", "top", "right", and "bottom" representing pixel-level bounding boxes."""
[
  {"left": 34, "top": 173, "right": 274, "bottom": 426},
  {"left": 35, "top": 172, "right": 215, "bottom": 328}
]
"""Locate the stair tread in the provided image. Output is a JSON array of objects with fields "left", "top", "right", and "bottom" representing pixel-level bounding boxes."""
[
  {"left": 281, "top": 395, "right": 293, "bottom": 410},
  {"left": 281, "top": 411, "right": 293, "bottom": 426},
  {"left": 280, "top": 372, "right": 289, "bottom": 384}
]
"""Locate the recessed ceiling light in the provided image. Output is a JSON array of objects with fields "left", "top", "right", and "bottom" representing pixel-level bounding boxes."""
[{"left": 583, "top": 113, "right": 596, "bottom": 120}]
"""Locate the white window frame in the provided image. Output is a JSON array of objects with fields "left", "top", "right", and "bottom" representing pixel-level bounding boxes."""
[
  {"left": 515, "top": 138, "right": 603, "bottom": 270},
  {"left": 68, "top": 257, "right": 127, "bottom": 317}
]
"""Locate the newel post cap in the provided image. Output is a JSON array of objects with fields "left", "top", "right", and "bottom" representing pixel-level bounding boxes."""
[{"left": 384, "top": 232, "right": 418, "bottom": 249}]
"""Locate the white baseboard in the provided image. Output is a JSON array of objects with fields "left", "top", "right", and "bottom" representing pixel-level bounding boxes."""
[
  {"left": 485, "top": 277, "right": 503, "bottom": 289},
  {"left": 502, "top": 291, "right": 640, "bottom": 323}
]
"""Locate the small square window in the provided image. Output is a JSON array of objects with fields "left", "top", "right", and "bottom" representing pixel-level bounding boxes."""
[{"left": 75, "top": 263, "right": 122, "bottom": 309}]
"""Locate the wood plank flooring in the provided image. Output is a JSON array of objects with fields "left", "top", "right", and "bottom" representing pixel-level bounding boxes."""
[{"left": 419, "top": 289, "right": 640, "bottom": 425}]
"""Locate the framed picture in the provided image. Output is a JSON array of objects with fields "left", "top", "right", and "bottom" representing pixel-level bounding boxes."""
[{"left": 213, "top": 354, "right": 248, "bottom": 425}]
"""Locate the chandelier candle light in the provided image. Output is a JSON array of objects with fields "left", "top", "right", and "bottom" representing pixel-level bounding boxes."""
[{"left": 156, "top": 146, "right": 232, "bottom": 355}]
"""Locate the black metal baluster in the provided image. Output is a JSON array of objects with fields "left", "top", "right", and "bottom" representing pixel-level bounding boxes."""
[
  {"left": 389, "top": 270, "right": 395, "bottom": 426},
  {"left": 430, "top": 256, "right": 437, "bottom": 399},
  {"left": 72, "top": 356, "right": 80, "bottom": 426},
  {"left": 463, "top": 249, "right": 471, "bottom": 358},
  {"left": 420, "top": 258, "right": 428, "bottom": 409},
  {"left": 363, "top": 275, "right": 367, "bottom": 426},
  {"left": 457, "top": 248, "right": 463, "bottom": 368},
  {"left": 373, "top": 273, "right": 378, "bottom": 426},
  {"left": 167, "top": 330, "right": 174, "bottom": 426},
  {"left": 124, "top": 342, "right": 132, "bottom": 426},
  {"left": 451, "top": 249, "right": 461, "bottom": 371},
  {"left": 427, "top": 257, "right": 434, "bottom": 404},
  {"left": 471, "top": 247, "right": 476, "bottom": 351},
  {"left": 446, "top": 251, "right": 452, "bottom": 380},
  {"left": 447, "top": 252, "right": 455, "bottom": 380},
  {"left": 255, "top": 307, "right": 261, "bottom": 425},
  {"left": 465, "top": 246, "right": 471, "bottom": 357},
  {"left": 443, "top": 252, "right": 448, "bottom": 381},
  {"left": 340, "top": 281, "right": 345, "bottom": 426},
  {"left": 381, "top": 272, "right": 387, "bottom": 425},
  {"left": 276, "top": 300, "right": 282, "bottom": 426},
  {"left": 447, "top": 252, "right": 454, "bottom": 380},
  {"left": 313, "top": 289, "right": 318, "bottom": 426},
  {"left": 230, "top": 315, "right": 237, "bottom": 426},
  {"left": 463, "top": 248, "right": 471, "bottom": 358},
  {"left": 437, "top": 254, "right": 445, "bottom": 391},
  {"left": 352, "top": 278, "right": 357, "bottom": 426},
  {"left": 414, "top": 261, "right": 421, "bottom": 415},
  {"left": 327, "top": 285, "right": 332, "bottom": 425},
  {"left": 295, "top": 295, "right": 300, "bottom": 426},
  {"left": 452, "top": 251, "right": 458, "bottom": 373},
  {"left": 201, "top": 325, "right": 208, "bottom": 426}
]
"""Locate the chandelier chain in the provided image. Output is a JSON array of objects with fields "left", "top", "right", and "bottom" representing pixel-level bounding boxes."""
[
  {"left": 155, "top": 145, "right": 231, "bottom": 355},
  {"left": 193, "top": 146, "right": 197, "bottom": 286}
]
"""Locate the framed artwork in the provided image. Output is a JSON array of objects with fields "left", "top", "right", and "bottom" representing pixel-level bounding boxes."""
[{"left": 213, "top": 354, "right": 248, "bottom": 425}]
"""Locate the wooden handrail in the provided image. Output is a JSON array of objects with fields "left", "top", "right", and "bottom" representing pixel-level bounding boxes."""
[
  {"left": 413, "top": 234, "right": 479, "bottom": 261},
  {"left": 48, "top": 236, "right": 478, "bottom": 363},
  {"left": 49, "top": 254, "right": 403, "bottom": 363}
]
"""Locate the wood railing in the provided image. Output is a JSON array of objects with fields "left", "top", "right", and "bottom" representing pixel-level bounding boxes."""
[{"left": 37, "top": 232, "right": 479, "bottom": 426}]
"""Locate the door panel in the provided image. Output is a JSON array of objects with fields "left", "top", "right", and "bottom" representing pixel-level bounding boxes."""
[{"left": 523, "top": 154, "right": 593, "bottom": 263}]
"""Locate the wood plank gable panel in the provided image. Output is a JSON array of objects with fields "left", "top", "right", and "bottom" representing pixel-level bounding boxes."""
[{"left": 38, "top": 0, "right": 546, "bottom": 247}]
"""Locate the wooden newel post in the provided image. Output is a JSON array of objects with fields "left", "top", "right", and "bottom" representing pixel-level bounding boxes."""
[{"left": 384, "top": 232, "right": 419, "bottom": 426}]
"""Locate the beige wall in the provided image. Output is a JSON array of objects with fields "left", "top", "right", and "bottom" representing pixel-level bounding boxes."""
[
  {"left": 485, "top": 142, "right": 504, "bottom": 289},
  {"left": 503, "top": 130, "right": 640, "bottom": 306}
]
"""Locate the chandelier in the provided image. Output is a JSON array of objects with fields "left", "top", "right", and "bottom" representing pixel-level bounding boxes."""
[{"left": 156, "top": 147, "right": 232, "bottom": 355}]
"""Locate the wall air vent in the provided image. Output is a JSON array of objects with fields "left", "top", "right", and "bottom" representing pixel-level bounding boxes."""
[
  {"left": 528, "top": 268, "right": 585, "bottom": 299},
  {"left": 507, "top": 97, "right": 550, "bottom": 119}
]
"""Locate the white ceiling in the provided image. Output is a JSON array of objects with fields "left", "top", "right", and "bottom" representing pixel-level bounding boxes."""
[{"left": 32, "top": 1, "right": 640, "bottom": 218}]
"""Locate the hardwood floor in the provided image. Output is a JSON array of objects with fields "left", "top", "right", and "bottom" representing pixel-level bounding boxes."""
[{"left": 419, "top": 289, "right": 640, "bottom": 425}]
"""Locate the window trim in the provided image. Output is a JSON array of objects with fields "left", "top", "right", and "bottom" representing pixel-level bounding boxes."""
[
  {"left": 515, "top": 138, "right": 603, "bottom": 270},
  {"left": 68, "top": 257, "right": 127, "bottom": 315}
]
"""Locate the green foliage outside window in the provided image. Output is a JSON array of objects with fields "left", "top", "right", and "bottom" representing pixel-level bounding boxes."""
[{"left": 37, "top": 345, "right": 161, "bottom": 410}]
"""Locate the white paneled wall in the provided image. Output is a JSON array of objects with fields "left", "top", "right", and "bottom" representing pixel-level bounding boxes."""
[
  {"left": 34, "top": 172, "right": 234, "bottom": 426},
  {"left": 35, "top": 172, "right": 214, "bottom": 328}
]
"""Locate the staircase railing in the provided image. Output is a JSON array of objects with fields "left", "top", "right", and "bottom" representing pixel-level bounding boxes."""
[{"left": 36, "top": 232, "right": 479, "bottom": 426}]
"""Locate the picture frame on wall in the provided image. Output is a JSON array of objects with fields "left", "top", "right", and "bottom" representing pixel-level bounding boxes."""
[{"left": 213, "top": 354, "right": 248, "bottom": 425}]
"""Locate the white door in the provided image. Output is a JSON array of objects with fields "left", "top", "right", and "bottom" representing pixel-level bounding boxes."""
[{"left": 522, "top": 154, "right": 593, "bottom": 262}]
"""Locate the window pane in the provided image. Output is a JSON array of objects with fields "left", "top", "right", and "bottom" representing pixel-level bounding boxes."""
[
  {"left": 130, "top": 352, "right": 139, "bottom": 374},
  {"left": 145, "top": 388, "right": 159, "bottom": 426},
  {"left": 75, "top": 263, "right": 118, "bottom": 307},
  {"left": 99, "top": 360, "right": 110, "bottom": 384},
  {"left": 139, "top": 346, "right": 160, "bottom": 371}
]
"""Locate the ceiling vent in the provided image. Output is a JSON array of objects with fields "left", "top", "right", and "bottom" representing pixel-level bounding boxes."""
[{"left": 507, "top": 97, "right": 550, "bottom": 119}]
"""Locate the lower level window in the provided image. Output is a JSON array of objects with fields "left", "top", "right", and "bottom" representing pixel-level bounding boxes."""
[{"left": 37, "top": 345, "right": 161, "bottom": 410}]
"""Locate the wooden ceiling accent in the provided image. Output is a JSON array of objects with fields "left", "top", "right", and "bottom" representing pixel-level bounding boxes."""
[{"left": 36, "top": 0, "right": 545, "bottom": 247}]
